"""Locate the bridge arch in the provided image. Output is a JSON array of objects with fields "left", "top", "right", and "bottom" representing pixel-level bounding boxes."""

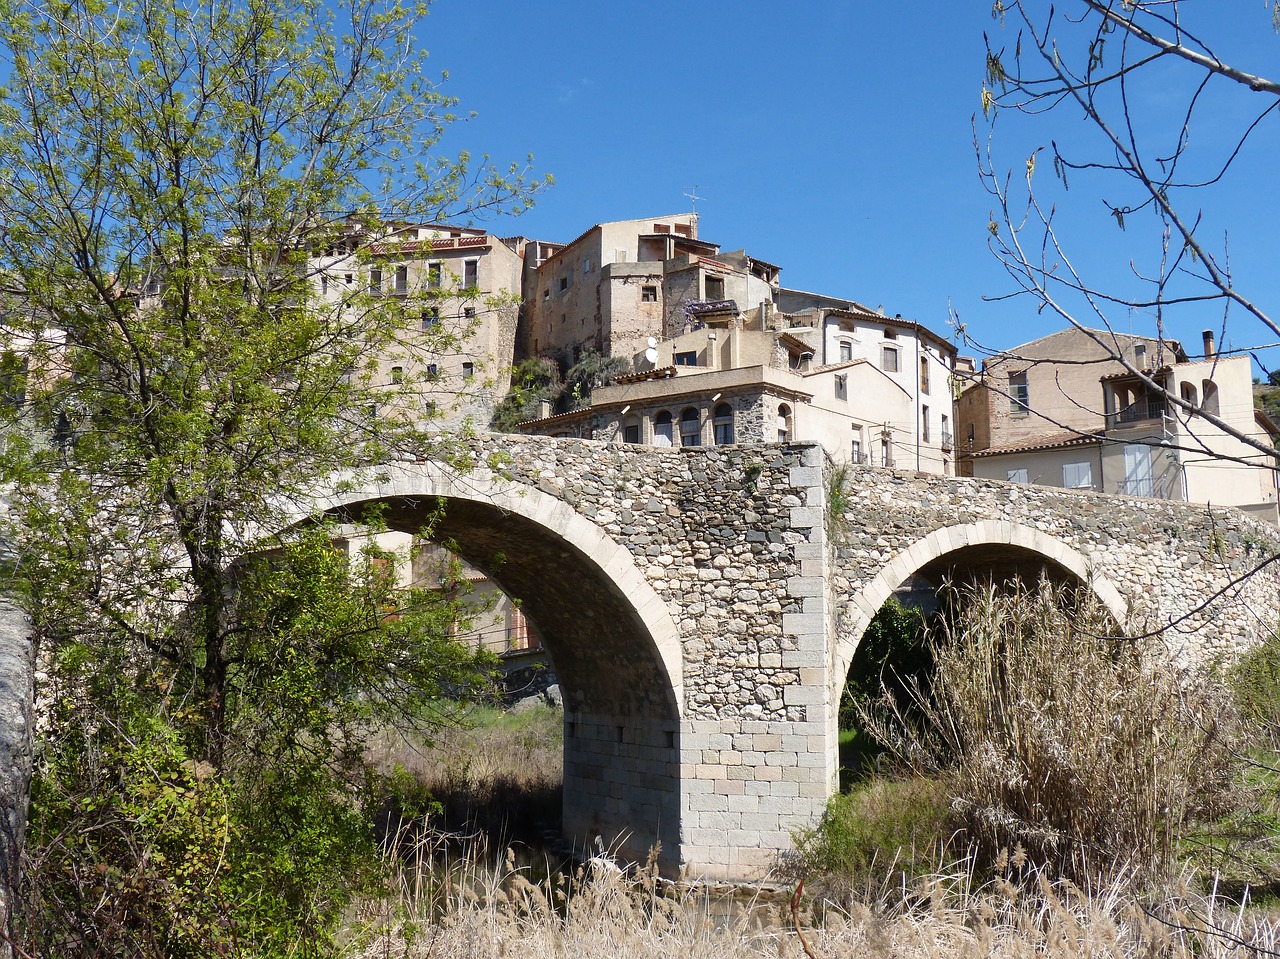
[
  {"left": 834, "top": 520, "right": 1128, "bottom": 698},
  {"left": 315, "top": 460, "right": 685, "bottom": 861}
]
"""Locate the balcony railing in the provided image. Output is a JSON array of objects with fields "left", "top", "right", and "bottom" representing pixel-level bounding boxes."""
[
  {"left": 1109, "top": 397, "right": 1167, "bottom": 427},
  {"left": 940, "top": 430, "right": 954, "bottom": 452}
]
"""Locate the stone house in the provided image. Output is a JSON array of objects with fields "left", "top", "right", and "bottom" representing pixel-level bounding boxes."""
[
  {"left": 311, "top": 221, "right": 524, "bottom": 427},
  {"left": 518, "top": 317, "right": 952, "bottom": 474},
  {"left": 957, "top": 326, "right": 1280, "bottom": 521},
  {"left": 521, "top": 214, "right": 780, "bottom": 363}
]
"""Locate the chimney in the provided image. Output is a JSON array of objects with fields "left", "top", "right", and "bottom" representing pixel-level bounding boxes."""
[
  {"left": 537, "top": 398, "right": 552, "bottom": 419},
  {"left": 1202, "top": 330, "right": 1215, "bottom": 359}
]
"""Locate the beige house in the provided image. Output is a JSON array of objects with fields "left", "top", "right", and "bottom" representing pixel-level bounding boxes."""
[
  {"left": 958, "top": 327, "right": 1280, "bottom": 521},
  {"left": 311, "top": 222, "right": 524, "bottom": 427},
  {"left": 522, "top": 214, "right": 781, "bottom": 362},
  {"left": 519, "top": 317, "right": 952, "bottom": 474}
]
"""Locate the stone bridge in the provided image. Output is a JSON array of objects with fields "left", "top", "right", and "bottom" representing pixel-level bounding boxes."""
[{"left": 321, "top": 434, "right": 1280, "bottom": 880}]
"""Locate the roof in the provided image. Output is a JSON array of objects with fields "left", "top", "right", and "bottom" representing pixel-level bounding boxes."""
[
  {"left": 1099, "top": 366, "right": 1172, "bottom": 382},
  {"left": 968, "top": 430, "right": 1104, "bottom": 459},
  {"left": 824, "top": 308, "right": 958, "bottom": 357},
  {"left": 515, "top": 406, "right": 591, "bottom": 430},
  {"left": 614, "top": 366, "right": 678, "bottom": 385},
  {"left": 1000, "top": 327, "right": 1187, "bottom": 364},
  {"left": 803, "top": 358, "right": 869, "bottom": 376}
]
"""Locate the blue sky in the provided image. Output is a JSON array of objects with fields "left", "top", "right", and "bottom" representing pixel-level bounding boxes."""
[{"left": 417, "top": 2, "right": 1280, "bottom": 370}]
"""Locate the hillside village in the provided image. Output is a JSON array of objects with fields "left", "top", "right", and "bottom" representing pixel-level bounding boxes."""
[{"left": 317, "top": 212, "right": 1280, "bottom": 658}]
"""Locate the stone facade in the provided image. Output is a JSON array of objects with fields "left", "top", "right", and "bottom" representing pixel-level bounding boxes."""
[{"left": 316, "top": 434, "right": 1280, "bottom": 880}]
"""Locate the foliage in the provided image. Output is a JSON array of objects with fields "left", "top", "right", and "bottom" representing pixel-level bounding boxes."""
[
  {"left": 490, "top": 350, "right": 630, "bottom": 430},
  {"left": 840, "top": 597, "right": 929, "bottom": 730},
  {"left": 790, "top": 774, "right": 955, "bottom": 893},
  {"left": 490, "top": 357, "right": 562, "bottom": 432},
  {"left": 862, "top": 583, "right": 1243, "bottom": 884},
  {"left": 0, "top": 0, "right": 540, "bottom": 951},
  {"left": 25, "top": 530, "right": 497, "bottom": 956},
  {"left": 1233, "top": 630, "right": 1280, "bottom": 748},
  {"left": 562, "top": 350, "right": 630, "bottom": 410}
]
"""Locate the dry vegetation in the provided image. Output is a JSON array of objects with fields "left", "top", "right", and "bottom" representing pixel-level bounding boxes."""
[
  {"left": 344, "top": 848, "right": 1280, "bottom": 958},
  {"left": 343, "top": 586, "right": 1280, "bottom": 957},
  {"left": 366, "top": 702, "right": 564, "bottom": 848}
]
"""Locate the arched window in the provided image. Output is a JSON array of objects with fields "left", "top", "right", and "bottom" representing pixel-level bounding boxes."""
[
  {"left": 653, "top": 410, "right": 673, "bottom": 447},
  {"left": 1201, "top": 379, "right": 1219, "bottom": 416},
  {"left": 1180, "top": 381, "right": 1199, "bottom": 407},
  {"left": 777, "top": 403, "right": 793, "bottom": 443},
  {"left": 680, "top": 407, "right": 702, "bottom": 447},
  {"left": 713, "top": 403, "right": 734, "bottom": 445}
]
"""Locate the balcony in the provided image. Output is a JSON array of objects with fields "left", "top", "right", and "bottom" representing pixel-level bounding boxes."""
[
  {"left": 1108, "top": 396, "right": 1167, "bottom": 428},
  {"left": 940, "top": 430, "right": 954, "bottom": 452}
]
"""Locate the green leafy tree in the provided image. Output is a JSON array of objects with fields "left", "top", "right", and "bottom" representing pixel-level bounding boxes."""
[{"left": 0, "top": 0, "right": 541, "bottom": 951}]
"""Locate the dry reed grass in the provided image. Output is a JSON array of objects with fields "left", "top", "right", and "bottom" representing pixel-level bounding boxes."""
[
  {"left": 859, "top": 582, "right": 1243, "bottom": 884},
  {"left": 345, "top": 843, "right": 1280, "bottom": 959}
]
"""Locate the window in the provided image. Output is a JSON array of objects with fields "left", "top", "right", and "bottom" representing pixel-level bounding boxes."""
[
  {"left": 921, "top": 405, "right": 930, "bottom": 442},
  {"left": 653, "top": 410, "right": 674, "bottom": 447},
  {"left": 344, "top": 273, "right": 353, "bottom": 285},
  {"left": 394, "top": 265, "right": 408, "bottom": 294},
  {"left": 320, "top": 274, "right": 329, "bottom": 295},
  {"left": 463, "top": 307, "right": 475, "bottom": 320},
  {"left": 920, "top": 355, "right": 930, "bottom": 394},
  {"left": 559, "top": 276, "right": 568, "bottom": 292},
  {"left": 463, "top": 260, "right": 478, "bottom": 289},
  {"left": 1124, "top": 444, "right": 1153, "bottom": 496},
  {"left": 1180, "top": 381, "right": 1199, "bottom": 406},
  {"left": 881, "top": 346, "right": 899, "bottom": 372},
  {"left": 839, "top": 340, "right": 852, "bottom": 363},
  {"left": 1063, "top": 461, "right": 1093, "bottom": 489},
  {"left": 777, "top": 404, "right": 792, "bottom": 443},
  {"left": 422, "top": 307, "right": 440, "bottom": 330},
  {"left": 713, "top": 403, "right": 734, "bottom": 445},
  {"left": 674, "top": 351, "right": 697, "bottom": 367},
  {"left": 542, "top": 289, "right": 549, "bottom": 301},
  {"left": 1007, "top": 468, "right": 1029, "bottom": 484},
  {"left": 623, "top": 418, "right": 641, "bottom": 444},
  {"left": 641, "top": 285, "right": 658, "bottom": 303},
  {"left": 1201, "top": 379, "right": 1219, "bottom": 415},
  {"left": 426, "top": 363, "right": 439, "bottom": 380},
  {"left": 427, "top": 262, "right": 442, "bottom": 289},
  {"left": 883, "top": 327, "right": 897, "bottom": 340},
  {"left": 941, "top": 413, "right": 951, "bottom": 448},
  {"left": 705, "top": 275, "right": 724, "bottom": 300},
  {"left": 851, "top": 427, "right": 863, "bottom": 464},
  {"left": 834, "top": 374, "right": 847, "bottom": 400},
  {"left": 583, "top": 258, "right": 592, "bottom": 274},
  {"left": 1009, "top": 371, "right": 1029, "bottom": 412},
  {"left": 462, "top": 361, "right": 474, "bottom": 379},
  {"left": 369, "top": 267, "right": 382, "bottom": 292},
  {"left": 680, "top": 407, "right": 701, "bottom": 447},
  {"left": 390, "top": 366, "right": 404, "bottom": 384}
]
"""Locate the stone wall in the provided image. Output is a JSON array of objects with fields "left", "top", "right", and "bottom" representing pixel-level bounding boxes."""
[{"left": 319, "top": 435, "right": 1280, "bottom": 880}]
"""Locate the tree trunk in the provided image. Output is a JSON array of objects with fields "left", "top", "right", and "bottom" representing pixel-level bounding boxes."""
[{"left": 0, "top": 597, "right": 32, "bottom": 959}]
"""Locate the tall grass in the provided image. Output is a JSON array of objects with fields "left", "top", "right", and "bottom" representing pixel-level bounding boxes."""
[
  {"left": 367, "top": 703, "right": 564, "bottom": 849},
  {"left": 857, "top": 582, "right": 1244, "bottom": 885},
  {"left": 345, "top": 843, "right": 1280, "bottom": 958}
]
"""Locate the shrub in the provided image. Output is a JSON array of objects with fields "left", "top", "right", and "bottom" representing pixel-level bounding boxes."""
[
  {"left": 791, "top": 774, "right": 955, "bottom": 893},
  {"left": 863, "top": 582, "right": 1244, "bottom": 884}
]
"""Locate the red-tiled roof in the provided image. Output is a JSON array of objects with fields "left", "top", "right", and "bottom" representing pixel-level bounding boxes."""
[{"left": 968, "top": 430, "right": 1103, "bottom": 458}]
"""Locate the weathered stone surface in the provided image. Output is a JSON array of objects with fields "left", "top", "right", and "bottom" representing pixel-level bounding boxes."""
[{"left": 314, "top": 435, "right": 1280, "bottom": 882}]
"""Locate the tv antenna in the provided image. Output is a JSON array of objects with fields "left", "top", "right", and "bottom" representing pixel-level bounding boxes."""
[{"left": 684, "top": 184, "right": 704, "bottom": 217}]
